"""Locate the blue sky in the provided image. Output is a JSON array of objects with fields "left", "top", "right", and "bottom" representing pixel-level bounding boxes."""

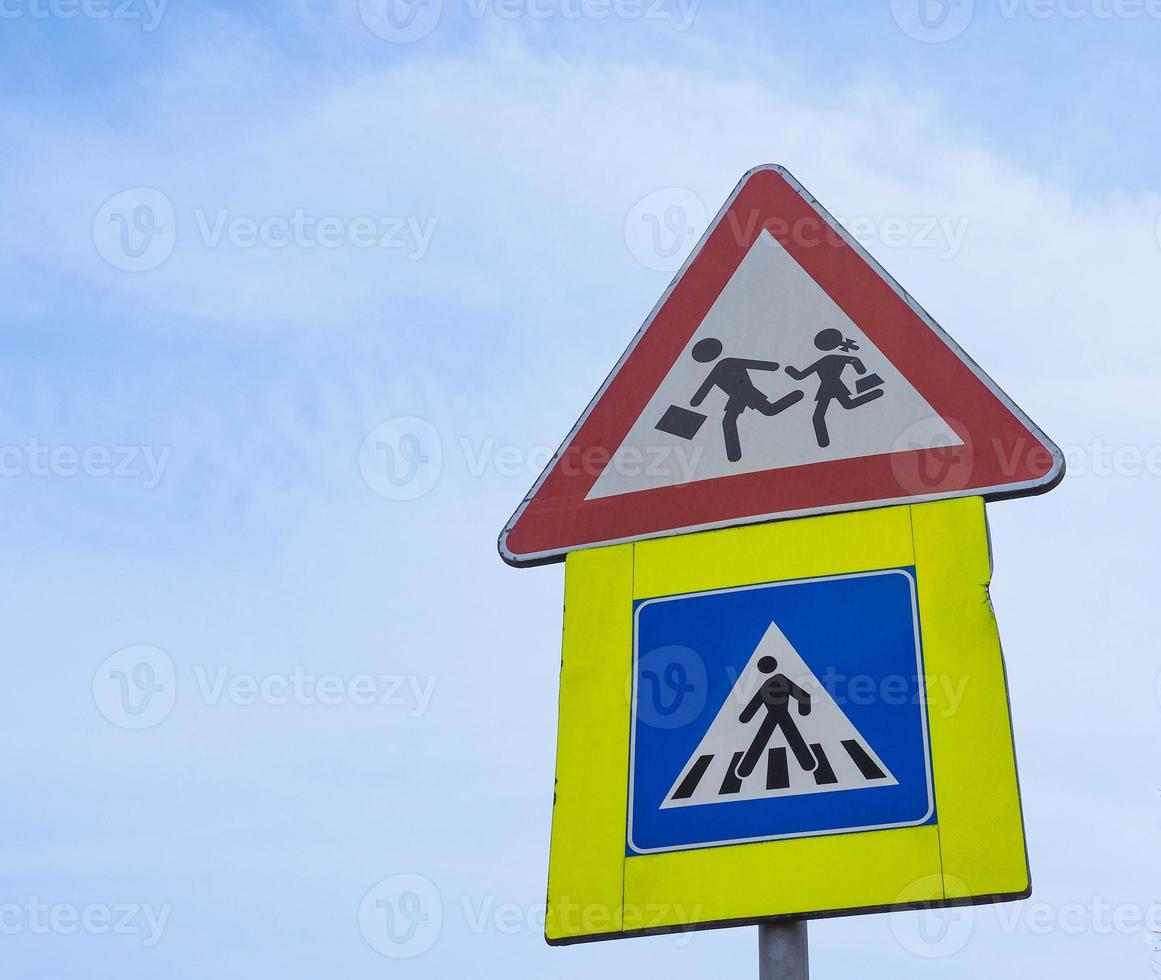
[{"left": 2, "top": 1, "right": 1159, "bottom": 977}]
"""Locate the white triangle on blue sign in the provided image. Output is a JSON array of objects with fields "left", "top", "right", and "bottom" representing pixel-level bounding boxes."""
[{"left": 662, "top": 620, "right": 897, "bottom": 809}]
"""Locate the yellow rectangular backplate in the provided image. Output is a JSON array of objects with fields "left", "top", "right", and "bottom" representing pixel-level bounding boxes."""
[{"left": 545, "top": 497, "right": 1029, "bottom": 944}]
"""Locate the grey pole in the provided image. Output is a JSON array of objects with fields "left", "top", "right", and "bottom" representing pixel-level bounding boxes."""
[{"left": 758, "top": 920, "right": 808, "bottom": 980}]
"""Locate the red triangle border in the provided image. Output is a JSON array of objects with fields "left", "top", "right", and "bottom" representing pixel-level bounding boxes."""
[{"left": 501, "top": 166, "right": 1063, "bottom": 566}]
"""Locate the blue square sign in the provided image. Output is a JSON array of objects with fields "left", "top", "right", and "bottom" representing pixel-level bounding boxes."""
[{"left": 628, "top": 568, "right": 934, "bottom": 854}]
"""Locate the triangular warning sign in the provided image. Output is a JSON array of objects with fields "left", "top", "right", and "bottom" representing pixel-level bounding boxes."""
[
  {"left": 661, "top": 621, "right": 897, "bottom": 809},
  {"left": 500, "top": 165, "right": 1063, "bottom": 566}
]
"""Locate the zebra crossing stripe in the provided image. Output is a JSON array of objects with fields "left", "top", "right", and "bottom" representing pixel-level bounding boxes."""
[
  {"left": 810, "top": 743, "right": 838, "bottom": 786},
  {"left": 672, "top": 754, "right": 713, "bottom": 800},
  {"left": 766, "top": 747, "right": 789, "bottom": 790},
  {"left": 841, "top": 739, "right": 887, "bottom": 780},
  {"left": 719, "top": 752, "right": 745, "bottom": 795},
  {"left": 664, "top": 738, "right": 889, "bottom": 804}
]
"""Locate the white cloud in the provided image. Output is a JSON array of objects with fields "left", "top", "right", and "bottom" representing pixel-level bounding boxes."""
[{"left": 3, "top": 34, "right": 1157, "bottom": 435}]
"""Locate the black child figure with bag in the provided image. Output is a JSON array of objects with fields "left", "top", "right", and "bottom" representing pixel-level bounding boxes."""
[{"left": 784, "top": 329, "right": 885, "bottom": 449}]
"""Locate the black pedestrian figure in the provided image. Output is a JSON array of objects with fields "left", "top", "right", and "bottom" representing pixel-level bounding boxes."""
[
  {"left": 688, "top": 338, "right": 804, "bottom": 463},
  {"left": 737, "top": 655, "right": 815, "bottom": 778},
  {"left": 785, "top": 329, "right": 885, "bottom": 449}
]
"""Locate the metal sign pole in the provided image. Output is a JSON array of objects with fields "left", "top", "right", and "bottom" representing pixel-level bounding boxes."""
[{"left": 758, "top": 920, "right": 808, "bottom": 980}]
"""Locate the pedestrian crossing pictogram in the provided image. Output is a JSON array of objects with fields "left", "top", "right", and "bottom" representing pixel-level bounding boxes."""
[
  {"left": 628, "top": 567, "right": 934, "bottom": 854},
  {"left": 662, "top": 621, "right": 897, "bottom": 809}
]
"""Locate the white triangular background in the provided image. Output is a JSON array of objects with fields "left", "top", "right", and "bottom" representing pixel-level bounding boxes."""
[
  {"left": 661, "top": 620, "right": 897, "bottom": 809},
  {"left": 588, "top": 230, "right": 961, "bottom": 499}
]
